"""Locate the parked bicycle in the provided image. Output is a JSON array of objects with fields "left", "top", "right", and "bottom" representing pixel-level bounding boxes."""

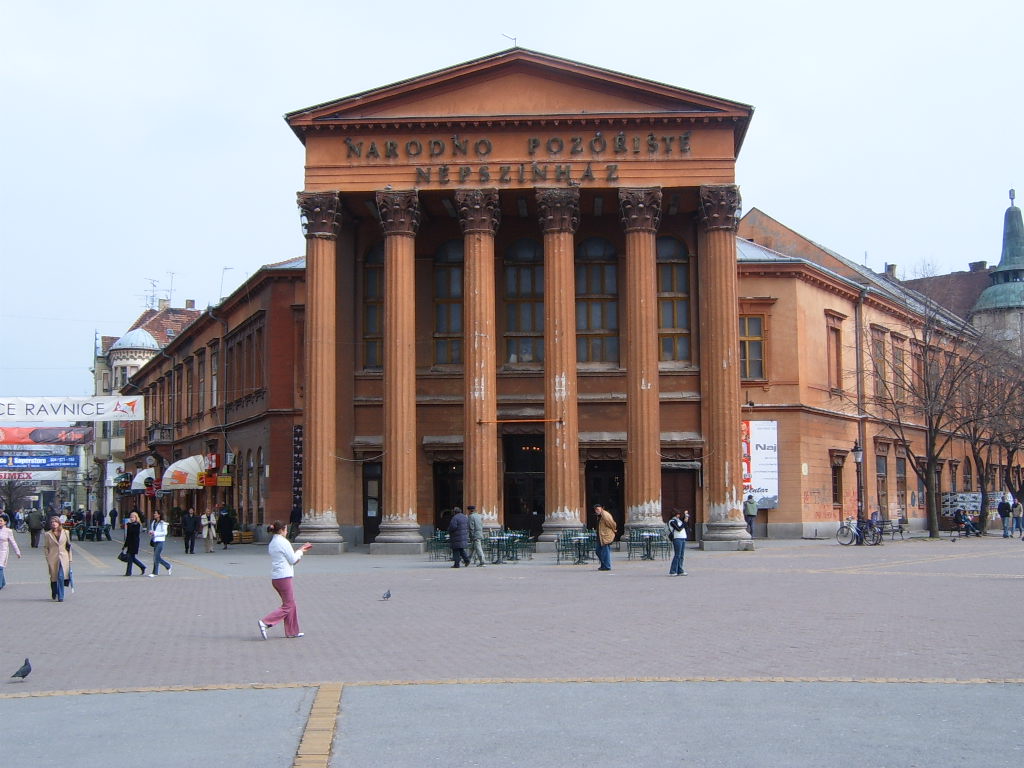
[{"left": 836, "top": 516, "right": 882, "bottom": 546}]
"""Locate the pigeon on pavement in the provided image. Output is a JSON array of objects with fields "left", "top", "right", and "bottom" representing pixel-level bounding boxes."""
[
  {"left": 10, "top": 658, "right": 30, "bottom": 681},
  {"left": 381, "top": 589, "right": 391, "bottom": 601}
]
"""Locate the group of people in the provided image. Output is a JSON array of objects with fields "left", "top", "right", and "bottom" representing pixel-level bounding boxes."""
[
  {"left": 996, "top": 494, "right": 1024, "bottom": 538},
  {"left": 446, "top": 506, "right": 487, "bottom": 567}
]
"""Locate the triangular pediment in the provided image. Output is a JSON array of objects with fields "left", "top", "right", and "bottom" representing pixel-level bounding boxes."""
[{"left": 287, "top": 49, "right": 753, "bottom": 151}]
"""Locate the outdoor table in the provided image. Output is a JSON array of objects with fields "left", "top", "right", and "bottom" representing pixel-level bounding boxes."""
[
  {"left": 489, "top": 535, "right": 514, "bottom": 564},
  {"left": 640, "top": 532, "right": 660, "bottom": 560},
  {"left": 572, "top": 535, "right": 591, "bottom": 564}
]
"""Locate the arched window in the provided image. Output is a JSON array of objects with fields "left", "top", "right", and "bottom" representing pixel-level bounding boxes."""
[
  {"left": 575, "top": 237, "right": 619, "bottom": 363},
  {"left": 656, "top": 236, "right": 691, "bottom": 361},
  {"left": 434, "top": 240, "right": 464, "bottom": 365},
  {"left": 504, "top": 238, "right": 544, "bottom": 364},
  {"left": 363, "top": 242, "right": 384, "bottom": 369}
]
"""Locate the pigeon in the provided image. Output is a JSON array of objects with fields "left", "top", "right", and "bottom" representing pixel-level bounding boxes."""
[
  {"left": 381, "top": 589, "right": 391, "bottom": 601},
  {"left": 10, "top": 658, "right": 30, "bottom": 681}
]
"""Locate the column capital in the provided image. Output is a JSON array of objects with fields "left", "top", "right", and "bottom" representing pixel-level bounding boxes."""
[
  {"left": 698, "top": 184, "right": 742, "bottom": 231},
  {"left": 536, "top": 187, "right": 580, "bottom": 234},
  {"left": 618, "top": 187, "right": 663, "bottom": 233},
  {"left": 376, "top": 189, "right": 421, "bottom": 236},
  {"left": 455, "top": 189, "right": 501, "bottom": 235},
  {"left": 297, "top": 191, "right": 341, "bottom": 240}
]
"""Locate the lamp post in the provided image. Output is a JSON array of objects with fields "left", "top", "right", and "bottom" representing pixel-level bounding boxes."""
[{"left": 852, "top": 441, "right": 864, "bottom": 544}]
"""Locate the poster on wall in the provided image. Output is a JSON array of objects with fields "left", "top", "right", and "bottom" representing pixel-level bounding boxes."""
[{"left": 742, "top": 420, "right": 779, "bottom": 509}]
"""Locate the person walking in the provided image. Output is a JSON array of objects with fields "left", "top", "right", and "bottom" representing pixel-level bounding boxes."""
[
  {"left": 998, "top": 494, "right": 1012, "bottom": 538},
  {"left": 201, "top": 508, "right": 216, "bottom": 552},
  {"left": 447, "top": 507, "right": 471, "bottom": 568},
  {"left": 26, "top": 508, "right": 44, "bottom": 548},
  {"left": 121, "top": 511, "right": 146, "bottom": 576},
  {"left": 1013, "top": 497, "right": 1024, "bottom": 539},
  {"left": 148, "top": 511, "right": 172, "bottom": 577},
  {"left": 181, "top": 507, "right": 199, "bottom": 554},
  {"left": 467, "top": 505, "right": 486, "bottom": 567},
  {"left": 257, "top": 521, "right": 312, "bottom": 640},
  {"left": 0, "top": 514, "right": 22, "bottom": 590},
  {"left": 594, "top": 504, "right": 617, "bottom": 571},
  {"left": 667, "top": 509, "right": 689, "bottom": 576},
  {"left": 109, "top": 509, "right": 118, "bottom": 530},
  {"left": 743, "top": 494, "right": 758, "bottom": 537},
  {"left": 216, "top": 504, "right": 234, "bottom": 549},
  {"left": 43, "top": 516, "right": 72, "bottom": 601}
]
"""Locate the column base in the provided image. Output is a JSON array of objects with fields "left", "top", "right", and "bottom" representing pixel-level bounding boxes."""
[
  {"left": 373, "top": 521, "right": 425, "bottom": 545},
  {"left": 369, "top": 541, "right": 426, "bottom": 555},
  {"left": 702, "top": 519, "right": 754, "bottom": 545},
  {"left": 300, "top": 509, "right": 346, "bottom": 554},
  {"left": 700, "top": 539, "right": 755, "bottom": 551}
]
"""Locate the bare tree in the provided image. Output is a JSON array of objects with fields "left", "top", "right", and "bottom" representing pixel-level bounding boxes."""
[{"left": 0, "top": 479, "right": 35, "bottom": 517}]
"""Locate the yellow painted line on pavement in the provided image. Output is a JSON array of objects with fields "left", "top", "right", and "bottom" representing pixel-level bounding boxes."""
[
  {"left": 4, "top": 675, "right": 1023, "bottom": 701},
  {"left": 166, "top": 558, "right": 228, "bottom": 579},
  {"left": 292, "top": 683, "right": 343, "bottom": 768},
  {"left": 69, "top": 542, "right": 107, "bottom": 569}
]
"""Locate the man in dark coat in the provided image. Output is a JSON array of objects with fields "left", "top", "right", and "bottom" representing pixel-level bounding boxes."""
[
  {"left": 26, "top": 508, "right": 44, "bottom": 548},
  {"left": 216, "top": 505, "right": 234, "bottom": 549},
  {"left": 447, "top": 507, "right": 471, "bottom": 568},
  {"left": 181, "top": 508, "right": 199, "bottom": 554}
]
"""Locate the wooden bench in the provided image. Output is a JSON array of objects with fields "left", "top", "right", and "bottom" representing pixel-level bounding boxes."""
[{"left": 878, "top": 519, "right": 905, "bottom": 540}]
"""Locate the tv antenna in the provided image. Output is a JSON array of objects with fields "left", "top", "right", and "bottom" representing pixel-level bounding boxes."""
[{"left": 502, "top": 33, "right": 517, "bottom": 46}]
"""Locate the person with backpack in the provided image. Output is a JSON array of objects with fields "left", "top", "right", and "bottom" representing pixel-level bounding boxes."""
[{"left": 667, "top": 509, "right": 689, "bottom": 577}]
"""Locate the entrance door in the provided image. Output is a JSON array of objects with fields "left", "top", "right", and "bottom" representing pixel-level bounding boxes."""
[
  {"left": 585, "top": 461, "right": 624, "bottom": 537},
  {"left": 433, "top": 461, "right": 463, "bottom": 531},
  {"left": 662, "top": 468, "right": 698, "bottom": 539},
  {"left": 362, "top": 462, "right": 382, "bottom": 544},
  {"left": 503, "top": 435, "right": 544, "bottom": 536}
]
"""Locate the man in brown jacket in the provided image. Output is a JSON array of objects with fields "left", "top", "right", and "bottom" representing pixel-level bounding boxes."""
[{"left": 594, "top": 504, "right": 616, "bottom": 571}]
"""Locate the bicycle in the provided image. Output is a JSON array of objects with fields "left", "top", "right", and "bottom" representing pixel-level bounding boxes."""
[{"left": 836, "top": 517, "right": 882, "bottom": 546}]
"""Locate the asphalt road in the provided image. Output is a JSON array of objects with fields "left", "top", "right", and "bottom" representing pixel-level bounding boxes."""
[{"left": 1, "top": 530, "right": 1022, "bottom": 767}]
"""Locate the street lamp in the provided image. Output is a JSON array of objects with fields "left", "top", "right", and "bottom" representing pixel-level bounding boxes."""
[{"left": 852, "top": 441, "right": 865, "bottom": 538}]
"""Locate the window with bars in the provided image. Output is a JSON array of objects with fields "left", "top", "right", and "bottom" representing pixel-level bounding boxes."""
[
  {"left": 363, "top": 242, "right": 384, "bottom": 369},
  {"left": 656, "top": 236, "right": 690, "bottom": 361},
  {"left": 739, "top": 315, "right": 765, "bottom": 380},
  {"left": 876, "top": 455, "right": 889, "bottom": 516},
  {"left": 575, "top": 237, "right": 619, "bottom": 363},
  {"left": 434, "top": 240, "right": 464, "bottom": 365},
  {"left": 504, "top": 238, "right": 544, "bottom": 364}
]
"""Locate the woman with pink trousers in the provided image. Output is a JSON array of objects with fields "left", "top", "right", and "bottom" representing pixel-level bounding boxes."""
[{"left": 257, "top": 521, "right": 312, "bottom": 639}]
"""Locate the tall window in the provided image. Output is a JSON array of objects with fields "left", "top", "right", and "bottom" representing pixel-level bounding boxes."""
[
  {"left": 895, "top": 457, "right": 907, "bottom": 517},
  {"left": 434, "top": 240, "right": 464, "bottom": 365},
  {"left": 892, "top": 340, "right": 907, "bottom": 402},
  {"left": 739, "top": 316, "right": 764, "bottom": 380},
  {"left": 872, "top": 330, "right": 887, "bottom": 398},
  {"left": 876, "top": 455, "right": 889, "bottom": 517},
  {"left": 830, "top": 452, "right": 845, "bottom": 506},
  {"left": 363, "top": 242, "right": 384, "bottom": 369},
  {"left": 825, "top": 311, "right": 845, "bottom": 391},
  {"left": 575, "top": 237, "right": 619, "bottom": 363},
  {"left": 197, "top": 352, "right": 206, "bottom": 413},
  {"left": 185, "top": 359, "right": 194, "bottom": 418},
  {"left": 656, "top": 236, "right": 690, "bottom": 361},
  {"left": 504, "top": 238, "right": 544, "bottom": 364},
  {"left": 210, "top": 348, "right": 219, "bottom": 409},
  {"left": 963, "top": 457, "right": 972, "bottom": 492}
]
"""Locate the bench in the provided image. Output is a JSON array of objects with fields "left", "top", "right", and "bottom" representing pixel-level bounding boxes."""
[{"left": 878, "top": 519, "right": 905, "bottom": 540}]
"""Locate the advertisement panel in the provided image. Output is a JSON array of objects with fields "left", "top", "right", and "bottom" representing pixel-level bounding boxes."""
[
  {"left": 0, "top": 427, "right": 94, "bottom": 445},
  {"left": 741, "top": 420, "right": 779, "bottom": 509},
  {"left": 0, "top": 396, "right": 144, "bottom": 422},
  {"left": 0, "top": 471, "right": 62, "bottom": 481},
  {"left": 0, "top": 455, "right": 79, "bottom": 469}
]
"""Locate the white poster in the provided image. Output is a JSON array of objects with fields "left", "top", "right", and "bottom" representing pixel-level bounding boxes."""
[
  {"left": 0, "top": 396, "right": 145, "bottom": 422},
  {"left": 742, "top": 420, "right": 779, "bottom": 509}
]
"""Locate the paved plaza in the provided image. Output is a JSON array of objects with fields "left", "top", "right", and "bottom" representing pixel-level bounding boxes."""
[{"left": 1, "top": 530, "right": 1022, "bottom": 766}]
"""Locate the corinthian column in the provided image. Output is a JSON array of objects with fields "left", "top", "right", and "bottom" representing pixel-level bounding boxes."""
[
  {"left": 456, "top": 189, "right": 501, "bottom": 525},
  {"left": 297, "top": 191, "right": 345, "bottom": 553},
  {"left": 619, "top": 188, "right": 663, "bottom": 530},
  {"left": 372, "top": 189, "right": 425, "bottom": 552},
  {"left": 537, "top": 188, "right": 583, "bottom": 540},
  {"left": 697, "top": 184, "right": 751, "bottom": 544}
]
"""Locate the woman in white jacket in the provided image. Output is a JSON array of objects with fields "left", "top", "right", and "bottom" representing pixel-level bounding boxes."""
[
  {"left": 257, "top": 520, "right": 312, "bottom": 639},
  {"left": 148, "top": 511, "right": 172, "bottom": 577},
  {"left": 200, "top": 509, "right": 216, "bottom": 553}
]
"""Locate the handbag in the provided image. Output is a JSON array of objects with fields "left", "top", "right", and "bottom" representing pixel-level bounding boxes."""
[
  {"left": 117, "top": 550, "right": 129, "bottom": 563},
  {"left": 149, "top": 540, "right": 155, "bottom": 547}
]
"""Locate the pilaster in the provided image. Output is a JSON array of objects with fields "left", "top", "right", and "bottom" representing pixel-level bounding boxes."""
[
  {"left": 456, "top": 189, "right": 501, "bottom": 524},
  {"left": 619, "top": 187, "right": 663, "bottom": 529},
  {"left": 536, "top": 187, "right": 583, "bottom": 539},
  {"left": 697, "top": 184, "right": 751, "bottom": 545}
]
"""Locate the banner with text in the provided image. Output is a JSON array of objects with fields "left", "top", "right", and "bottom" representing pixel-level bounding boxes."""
[
  {"left": 0, "top": 397, "right": 144, "bottom": 422},
  {"left": 0, "top": 455, "right": 79, "bottom": 469},
  {"left": 0, "top": 471, "right": 62, "bottom": 481},
  {"left": 742, "top": 420, "right": 779, "bottom": 509},
  {"left": 0, "top": 427, "right": 94, "bottom": 445}
]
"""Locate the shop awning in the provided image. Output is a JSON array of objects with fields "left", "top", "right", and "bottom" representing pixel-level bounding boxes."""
[
  {"left": 131, "top": 468, "right": 155, "bottom": 491},
  {"left": 161, "top": 455, "right": 206, "bottom": 490}
]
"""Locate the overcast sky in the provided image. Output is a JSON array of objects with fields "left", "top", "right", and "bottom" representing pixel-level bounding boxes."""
[{"left": 2, "top": 0, "right": 1021, "bottom": 401}]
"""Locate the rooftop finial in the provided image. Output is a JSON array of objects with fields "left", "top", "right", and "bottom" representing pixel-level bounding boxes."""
[{"left": 1011, "top": 188, "right": 1016, "bottom": 207}]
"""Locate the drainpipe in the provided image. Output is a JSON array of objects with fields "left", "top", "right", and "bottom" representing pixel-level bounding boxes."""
[{"left": 854, "top": 287, "right": 868, "bottom": 522}]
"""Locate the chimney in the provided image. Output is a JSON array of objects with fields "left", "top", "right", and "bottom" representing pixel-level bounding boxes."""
[
  {"left": 185, "top": 299, "right": 195, "bottom": 310},
  {"left": 969, "top": 261, "right": 988, "bottom": 272},
  {"left": 158, "top": 298, "right": 169, "bottom": 310},
  {"left": 884, "top": 263, "right": 898, "bottom": 279}
]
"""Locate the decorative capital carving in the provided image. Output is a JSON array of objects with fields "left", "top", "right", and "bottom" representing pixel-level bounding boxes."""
[
  {"left": 297, "top": 192, "right": 341, "bottom": 239},
  {"left": 618, "top": 187, "right": 663, "bottom": 233},
  {"left": 375, "top": 189, "right": 420, "bottom": 237},
  {"left": 454, "top": 189, "right": 501, "bottom": 235},
  {"left": 536, "top": 188, "right": 580, "bottom": 235},
  {"left": 698, "top": 184, "right": 741, "bottom": 231}
]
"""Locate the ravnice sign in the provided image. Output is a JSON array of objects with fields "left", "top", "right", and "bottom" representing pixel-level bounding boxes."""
[
  {"left": 0, "top": 397, "right": 145, "bottom": 422},
  {"left": 341, "top": 131, "right": 693, "bottom": 186}
]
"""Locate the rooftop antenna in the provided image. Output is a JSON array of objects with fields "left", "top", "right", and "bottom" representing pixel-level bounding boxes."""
[
  {"left": 167, "top": 271, "right": 176, "bottom": 306},
  {"left": 502, "top": 33, "right": 517, "bottom": 46},
  {"left": 219, "top": 267, "right": 234, "bottom": 301},
  {"left": 143, "top": 278, "right": 159, "bottom": 309},
  {"left": 1011, "top": 188, "right": 1016, "bottom": 208}
]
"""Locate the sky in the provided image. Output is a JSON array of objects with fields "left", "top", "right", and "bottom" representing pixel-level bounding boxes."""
[{"left": 1, "top": 0, "right": 1022, "bottom": 400}]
